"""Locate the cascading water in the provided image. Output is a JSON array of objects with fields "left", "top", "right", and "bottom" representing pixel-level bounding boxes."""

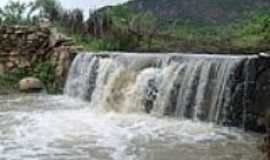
[
  {"left": 0, "top": 52, "right": 263, "bottom": 160},
  {"left": 65, "top": 52, "right": 258, "bottom": 130}
]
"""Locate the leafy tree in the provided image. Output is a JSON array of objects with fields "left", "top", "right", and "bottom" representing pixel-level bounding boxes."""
[
  {"left": 129, "top": 12, "right": 161, "bottom": 49},
  {"left": 32, "top": 0, "right": 63, "bottom": 22},
  {"left": 0, "top": 1, "right": 35, "bottom": 25}
]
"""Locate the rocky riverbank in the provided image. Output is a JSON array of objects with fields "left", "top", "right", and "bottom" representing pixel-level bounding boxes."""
[{"left": 0, "top": 25, "right": 80, "bottom": 94}]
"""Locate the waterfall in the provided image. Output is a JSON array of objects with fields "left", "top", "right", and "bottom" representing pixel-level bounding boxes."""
[{"left": 64, "top": 52, "right": 258, "bottom": 130}]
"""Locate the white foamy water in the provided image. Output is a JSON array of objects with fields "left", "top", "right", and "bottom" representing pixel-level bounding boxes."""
[
  {"left": 65, "top": 53, "right": 259, "bottom": 129},
  {"left": 0, "top": 94, "right": 263, "bottom": 160}
]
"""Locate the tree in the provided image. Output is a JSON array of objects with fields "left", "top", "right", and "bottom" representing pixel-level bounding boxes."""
[
  {"left": 33, "top": 0, "right": 63, "bottom": 22},
  {"left": 0, "top": 1, "right": 34, "bottom": 25},
  {"left": 128, "top": 12, "right": 162, "bottom": 49}
]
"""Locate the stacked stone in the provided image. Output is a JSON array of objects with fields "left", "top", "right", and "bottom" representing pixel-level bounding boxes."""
[
  {"left": 0, "top": 25, "right": 80, "bottom": 91},
  {"left": 0, "top": 26, "right": 52, "bottom": 73}
]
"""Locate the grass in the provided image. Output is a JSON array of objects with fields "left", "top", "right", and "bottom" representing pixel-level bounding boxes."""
[
  {"left": 0, "top": 62, "right": 62, "bottom": 95},
  {"left": 65, "top": 6, "right": 270, "bottom": 53},
  {"left": 71, "top": 34, "right": 118, "bottom": 51},
  {"left": 0, "top": 74, "right": 19, "bottom": 94}
]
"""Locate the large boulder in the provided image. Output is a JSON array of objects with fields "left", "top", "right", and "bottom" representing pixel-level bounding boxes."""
[{"left": 19, "top": 77, "right": 44, "bottom": 92}]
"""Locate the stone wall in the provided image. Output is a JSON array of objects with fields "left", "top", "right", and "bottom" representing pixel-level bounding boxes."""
[{"left": 0, "top": 25, "right": 79, "bottom": 92}]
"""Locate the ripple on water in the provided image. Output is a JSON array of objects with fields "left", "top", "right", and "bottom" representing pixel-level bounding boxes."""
[{"left": 0, "top": 94, "right": 264, "bottom": 160}]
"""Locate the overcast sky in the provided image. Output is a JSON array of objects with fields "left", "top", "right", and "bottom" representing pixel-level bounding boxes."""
[{"left": 0, "top": 0, "right": 130, "bottom": 14}]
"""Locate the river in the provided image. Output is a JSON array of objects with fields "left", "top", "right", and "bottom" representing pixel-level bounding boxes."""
[{"left": 0, "top": 94, "right": 263, "bottom": 160}]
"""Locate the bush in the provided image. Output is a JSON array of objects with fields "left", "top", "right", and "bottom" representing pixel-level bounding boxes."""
[{"left": 0, "top": 61, "right": 60, "bottom": 94}]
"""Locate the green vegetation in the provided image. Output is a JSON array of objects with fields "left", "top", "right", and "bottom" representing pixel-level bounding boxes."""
[
  {"left": 231, "top": 14, "right": 270, "bottom": 52},
  {"left": 70, "top": 34, "right": 119, "bottom": 51},
  {"left": 31, "top": 62, "right": 57, "bottom": 93},
  {"left": 0, "top": 62, "right": 59, "bottom": 94},
  {"left": 0, "top": 0, "right": 63, "bottom": 25},
  {"left": 0, "top": 74, "right": 19, "bottom": 94},
  {"left": 0, "top": 1, "right": 36, "bottom": 25},
  {"left": 1, "top": 0, "right": 270, "bottom": 53},
  {"left": 33, "top": 0, "right": 63, "bottom": 22},
  {"left": 126, "top": 0, "right": 270, "bottom": 25},
  {"left": 0, "top": 0, "right": 270, "bottom": 93},
  {"left": 50, "top": 4, "right": 270, "bottom": 53},
  {"left": 82, "top": 6, "right": 270, "bottom": 53}
]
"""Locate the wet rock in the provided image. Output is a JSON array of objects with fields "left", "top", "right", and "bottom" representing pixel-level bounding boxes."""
[{"left": 19, "top": 77, "right": 44, "bottom": 92}]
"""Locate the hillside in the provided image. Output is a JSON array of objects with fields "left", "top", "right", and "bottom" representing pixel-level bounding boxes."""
[
  {"left": 84, "top": 2, "right": 270, "bottom": 53},
  {"left": 126, "top": 0, "right": 270, "bottom": 24}
]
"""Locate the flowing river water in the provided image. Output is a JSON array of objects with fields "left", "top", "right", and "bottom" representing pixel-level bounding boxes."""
[
  {"left": 0, "top": 94, "right": 263, "bottom": 160},
  {"left": 0, "top": 52, "right": 265, "bottom": 160}
]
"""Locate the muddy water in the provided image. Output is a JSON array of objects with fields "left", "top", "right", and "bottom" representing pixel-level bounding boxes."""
[{"left": 0, "top": 94, "right": 263, "bottom": 160}]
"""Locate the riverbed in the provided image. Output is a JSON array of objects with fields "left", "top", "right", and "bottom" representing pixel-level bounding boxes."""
[{"left": 0, "top": 94, "right": 263, "bottom": 160}]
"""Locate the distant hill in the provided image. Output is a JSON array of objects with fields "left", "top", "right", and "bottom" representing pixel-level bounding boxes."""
[
  {"left": 125, "top": 0, "right": 270, "bottom": 24},
  {"left": 85, "top": 0, "right": 270, "bottom": 53}
]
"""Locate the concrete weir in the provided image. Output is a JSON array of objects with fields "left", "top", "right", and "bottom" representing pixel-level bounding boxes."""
[{"left": 65, "top": 52, "right": 268, "bottom": 132}]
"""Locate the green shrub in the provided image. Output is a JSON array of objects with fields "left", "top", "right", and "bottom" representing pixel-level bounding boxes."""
[{"left": 0, "top": 62, "right": 60, "bottom": 94}]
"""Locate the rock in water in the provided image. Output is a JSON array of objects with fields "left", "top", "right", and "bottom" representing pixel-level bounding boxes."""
[{"left": 19, "top": 77, "right": 44, "bottom": 92}]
